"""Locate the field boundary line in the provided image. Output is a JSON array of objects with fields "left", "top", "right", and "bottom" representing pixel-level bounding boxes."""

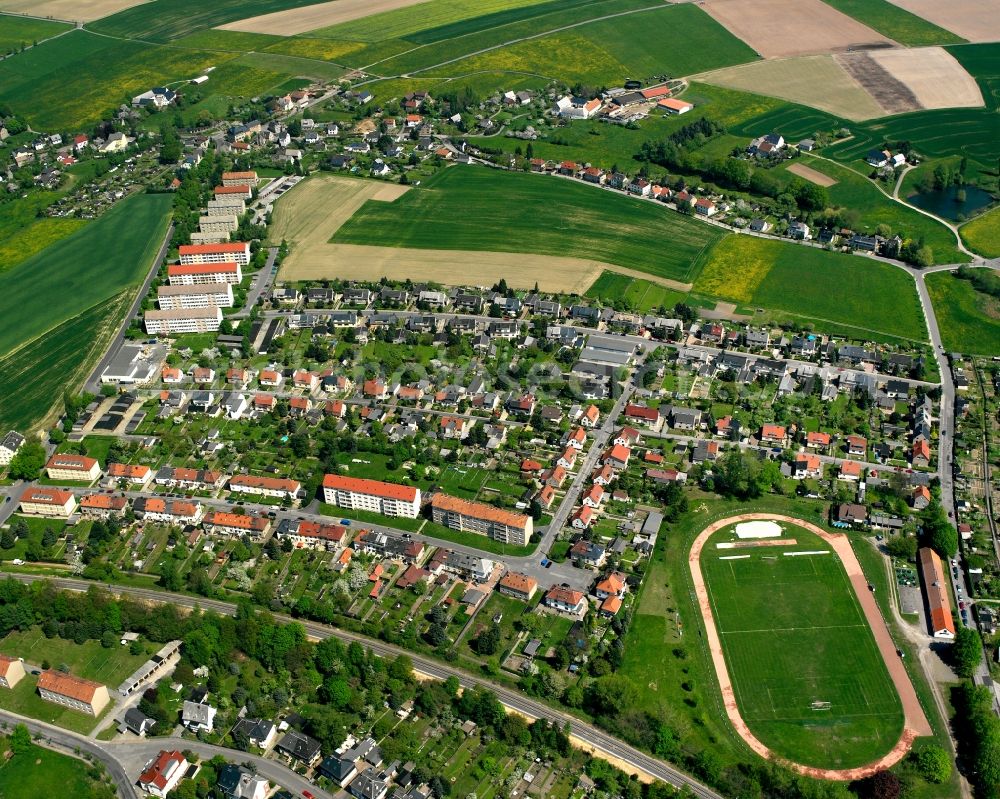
[{"left": 689, "top": 512, "right": 931, "bottom": 780}]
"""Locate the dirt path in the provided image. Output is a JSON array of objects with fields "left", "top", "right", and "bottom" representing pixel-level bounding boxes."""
[{"left": 688, "top": 513, "right": 932, "bottom": 781}]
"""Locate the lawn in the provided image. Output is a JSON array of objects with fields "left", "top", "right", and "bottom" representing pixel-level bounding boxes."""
[
  {"left": 0, "top": 628, "right": 149, "bottom": 685},
  {"left": 925, "top": 270, "right": 1000, "bottom": 356},
  {"left": 0, "top": 674, "right": 110, "bottom": 735},
  {"left": 0, "top": 741, "right": 97, "bottom": 799},
  {"left": 416, "top": 3, "right": 757, "bottom": 85},
  {"left": 959, "top": 205, "right": 1000, "bottom": 258},
  {"left": 333, "top": 166, "right": 724, "bottom": 284},
  {"left": 0, "top": 15, "right": 71, "bottom": 52},
  {"left": 820, "top": 0, "right": 963, "bottom": 46},
  {"left": 585, "top": 271, "right": 687, "bottom": 312},
  {"left": 0, "top": 192, "right": 171, "bottom": 359},
  {"left": 699, "top": 521, "right": 903, "bottom": 769},
  {"left": 693, "top": 236, "right": 928, "bottom": 342}
]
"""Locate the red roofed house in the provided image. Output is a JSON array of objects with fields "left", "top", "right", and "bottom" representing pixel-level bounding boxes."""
[
  {"left": 138, "top": 750, "right": 189, "bottom": 797},
  {"left": 846, "top": 434, "right": 867, "bottom": 456},
  {"left": 162, "top": 367, "right": 182, "bottom": 383},
  {"left": 912, "top": 485, "right": 931, "bottom": 510},
  {"left": 759, "top": 425, "right": 787, "bottom": 445},
  {"left": 324, "top": 400, "right": 346, "bottom": 418},
  {"left": 0, "top": 655, "right": 25, "bottom": 689},
  {"left": 292, "top": 369, "right": 318, "bottom": 391},
  {"left": 582, "top": 485, "right": 605, "bottom": 508},
  {"left": 580, "top": 404, "right": 600, "bottom": 428},
  {"left": 202, "top": 511, "right": 271, "bottom": 539},
  {"left": 613, "top": 427, "right": 641, "bottom": 447},
  {"left": 537, "top": 484, "right": 556, "bottom": 509},
  {"left": 520, "top": 458, "right": 543, "bottom": 474},
  {"left": 806, "top": 431, "right": 831, "bottom": 449},
  {"left": 544, "top": 586, "right": 587, "bottom": 615},
  {"left": 498, "top": 572, "right": 538, "bottom": 602},
  {"left": 46, "top": 454, "right": 101, "bottom": 482},
  {"left": 79, "top": 494, "right": 128, "bottom": 518},
  {"left": 595, "top": 571, "right": 628, "bottom": 600},
  {"left": 839, "top": 459, "right": 862, "bottom": 481},
  {"left": 108, "top": 462, "right": 153, "bottom": 487},
  {"left": 599, "top": 595, "right": 622, "bottom": 617},
  {"left": 564, "top": 427, "right": 587, "bottom": 450},
  {"left": 602, "top": 444, "right": 631, "bottom": 470},
  {"left": 37, "top": 670, "right": 110, "bottom": 716},
  {"left": 792, "top": 454, "right": 822, "bottom": 479},
  {"left": 919, "top": 548, "right": 955, "bottom": 639},
  {"left": 624, "top": 404, "right": 663, "bottom": 431},
  {"left": 571, "top": 505, "right": 594, "bottom": 529},
  {"left": 912, "top": 439, "right": 931, "bottom": 468},
  {"left": 557, "top": 447, "right": 578, "bottom": 469},
  {"left": 591, "top": 463, "right": 615, "bottom": 486},
  {"left": 363, "top": 379, "right": 388, "bottom": 399}
]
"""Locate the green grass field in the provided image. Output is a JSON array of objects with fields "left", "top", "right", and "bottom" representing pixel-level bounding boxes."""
[
  {"left": 0, "top": 741, "right": 97, "bottom": 798},
  {"left": 0, "top": 15, "right": 70, "bottom": 52},
  {"left": 0, "top": 192, "right": 171, "bottom": 358},
  {"left": 585, "top": 271, "right": 687, "bottom": 312},
  {"left": 959, "top": 205, "right": 1000, "bottom": 258},
  {"left": 334, "top": 166, "right": 723, "bottom": 283},
  {"left": 925, "top": 270, "right": 1000, "bottom": 356},
  {"left": 700, "top": 522, "right": 903, "bottom": 769},
  {"left": 820, "top": 0, "right": 963, "bottom": 46},
  {"left": 0, "top": 627, "right": 149, "bottom": 685},
  {"left": 693, "top": 236, "right": 927, "bottom": 342}
]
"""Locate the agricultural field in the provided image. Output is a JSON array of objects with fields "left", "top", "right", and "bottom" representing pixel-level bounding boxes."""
[
  {"left": 585, "top": 271, "right": 688, "bottom": 312},
  {"left": 925, "top": 271, "right": 1000, "bottom": 356},
  {"left": 0, "top": 192, "right": 171, "bottom": 359},
  {"left": 820, "top": 0, "right": 963, "bottom": 46},
  {"left": 882, "top": 0, "right": 1000, "bottom": 43},
  {"left": 698, "top": 520, "right": 905, "bottom": 769},
  {"left": 0, "top": 31, "right": 228, "bottom": 129},
  {"left": 0, "top": 294, "right": 128, "bottom": 432},
  {"left": 333, "top": 167, "right": 724, "bottom": 284},
  {"left": 692, "top": 236, "right": 928, "bottom": 341},
  {"left": 0, "top": 0, "right": 145, "bottom": 22},
  {"left": 960, "top": 206, "right": 1000, "bottom": 257},
  {"left": 0, "top": 14, "right": 70, "bottom": 52},
  {"left": 0, "top": 218, "right": 88, "bottom": 273},
  {"left": 0, "top": 741, "right": 100, "bottom": 799},
  {"left": 415, "top": 4, "right": 758, "bottom": 86}
]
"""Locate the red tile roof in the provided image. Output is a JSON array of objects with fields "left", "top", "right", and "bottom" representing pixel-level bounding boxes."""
[
  {"left": 431, "top": 493, "right": 530, "bottom": 529},
  {"left": 323, "top": 474, "right": 418, "bottom": 502},
  {"left": 168, "top": 262, "right": 239, "bottom": 276},
  {"left": 46, "top": 454, "right": 97, "bottom": 471},
  {"left": 38, "top": 670, "right": 102, "bottom": 702},
  {"left": 178, "top": 243, "right": 247, "bottom": 255}
]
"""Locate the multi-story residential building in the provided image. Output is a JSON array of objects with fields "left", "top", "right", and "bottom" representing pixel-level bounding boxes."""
[
  {"left": 138, "top": 750, "right": 189, "bottom": 798},
  {"left": 45, "top": 453, "right": 101, "bottom": 481},
  {"left": 497, "top": 572, "right": 538, "bottom": 601},
  {"left": 107, "top": 463, "right": 153, "bottom": 487},
  {"left": 145, "top": 307, "right": 222, "bottom": 335},
  {"left": 19, "top": 488, "right": 77, "bottom": 517},
  {"left": 206, "top": 197, "right": 246, "bottom": 216},
  {"left": 214, "top": 184, "right": 252, "bottom": 200},
  {"left": 78, "top": 494, "right": 128, "bottom": 518},
  {"left": 322, "top": 475, "right": 421, "bottom": 518},
  {"left": 132, "top": 497, "right": 203, "bottom": 525},
  {"left": 275, "top": 519, "right": 348, "bottom": 551},
  {"left": 228, "top": 475, "right": 300, "bottom": 500},
  {"left": 167, "top": 262, "right": 242, "bottom": 285},
  {"left": 198, "top": 214, "right": 239, "bottom": 234},
  {"left": 202, "top": 511, "right": 270, "bottom": 539},
  {"left": 157, "top": 283, "right": 234, "bottom": 310},
  {"left": 0, "top": 655, "right": 25, "bottom": 689},
  {"left": 430, "top": 493, "right": 531, "bottom": 546},
  {"left": 222, "top": 170, "right": 259, "bottom": 187},
  {"left": 178, "top": 242, "right": 250, "bottom": 267},
  {"left": 0, "top": 430, "right": 24, "bottom": 466},
  {"left": 37, "top": 671, "right": 110, "bottom": 715},
  {"left": 154, "top": 466, "right": 224, "bottom": 491}
]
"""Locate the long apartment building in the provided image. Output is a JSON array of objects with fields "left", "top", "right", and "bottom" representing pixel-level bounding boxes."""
[
  {"left": 214, "top": 184, "right": 252, "bottom": 200},
  {"left": 107, "top": 462, "right": 153, "bottom": 486},
  {"left": 203, "top": 511, "right": 270, "bottom": 539},
  {"left": 133, "top": 497, "right": 204, "bottom": 525},
  {"left": 19, "top": 488, "right": 77, "bottom": 517},
  {"left": 178, "top": 242, "right": 250, "bottom": 267},
  {"left": 79, "top": 494, "right": 128, "bottom": 518},
  {"left": 158, "top": 283, "right": 234, "bottom": 310},
  {"left": 189, "top": 231, "right": 229, "bottom": 245},
  {"left": 145, "top": 306, "right": 222, "bottom": 335},
  {"left": 199, "top": 215, "right": 238, "bottom": 234},
  {"left": 430, "top": 493, "right": 532, "bottom": 546},
  {"left": 919, "top": 547, "right": 956, "bottom": 639},
  {"left": 206, "top": 197, "right": 246, "bottom": 216},
  {"left": 46, "top": 453, "right": 101, "bottom": 481},
  {"left": 222, "top": 170, "right": 259, "bottom": 187},
  {"left": 168, "top": 262, "right": 242, "bottom": 285},
  {"left": 322, "top": 474, "right": 421, "bottom": 518},
  {"left": 154, "top": 466, "right": 224, "bottom": 490},
  {"left": 37, "top": 670, "right": 110, "bottom": 716},
  {"left": 228, "top": 474, "right": 300, "bottom": 500}
]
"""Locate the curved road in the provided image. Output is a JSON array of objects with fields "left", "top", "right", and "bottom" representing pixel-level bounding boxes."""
[{"left": 0, "top": 573, "right": 723, "bottom": 799}]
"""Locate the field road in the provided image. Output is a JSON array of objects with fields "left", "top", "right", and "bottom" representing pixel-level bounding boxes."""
[
  {"left": 0, "top": 573, "right": 724, "bottom": 799},
  {"left": 83, "top": 221, "right": 174, "bottom": 395}
]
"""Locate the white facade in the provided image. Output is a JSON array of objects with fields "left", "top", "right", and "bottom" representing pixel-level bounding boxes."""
[
  {"left": 178, "top": 243, "right": 250, "bottom": 267},
  {"left": 145, "top": 307, "right": 222, "bottom": 335},
  {"left": 167, "top": 262, "right": 242, "bottom": 285},
  {"left": 158, "top": 283, "right": 234, "bottom": 310}
]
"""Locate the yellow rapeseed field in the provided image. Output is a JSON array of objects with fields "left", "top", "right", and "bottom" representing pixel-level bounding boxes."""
[{"left": 692, "top": 235, "right": 773, "bottom": 303}]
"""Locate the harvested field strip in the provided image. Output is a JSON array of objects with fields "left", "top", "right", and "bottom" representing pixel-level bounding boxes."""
[
  {"left": 333, "top": 167, "right": 724, "bottom": 284},
  {"left": 882, "top": 0, "right": 1000, "bottom": 44},
  {"left": 835, "top": 51, "right": 919, "bottom": 115},
  {"left": 867, "top": 46, "right": 983, "bottom": 110},
  {"left": 696, "top": 56, "right": 885, "bottom": 121},
  {"left": 786, "top": 163, "right": 838, "bottom": 186},
  {"left": 219, "top": 0, "right": 435, "bottom": 37},
  {"left": 820, "top": 0, "right": 963, "bottom": 46},
  {"left": 0, "top": 0, "right": 146, "bottom": 23},
  {"left": 700, "top": 0, "right": 893, "bottom": 59}
]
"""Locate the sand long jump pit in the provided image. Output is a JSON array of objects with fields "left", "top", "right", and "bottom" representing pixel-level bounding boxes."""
[
  {"left": 886, "top": 0, "right": 1000, "bottom": 43},
  {"left": 219, "top": 0, "right": 429, "bottom": 36},
  {"left": 272, "top": 175, "right": 604, "bottom": 293},
  {"left": 0, "top": 0, "right": 149, "bottom": 22},
  {"left": 700, "top": 0, "right": 894, "bottom": 59}
]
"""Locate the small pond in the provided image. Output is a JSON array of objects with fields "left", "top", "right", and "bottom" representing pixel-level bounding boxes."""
[{"left": 906, "top": 185, "right": 994, "bottom": 221}]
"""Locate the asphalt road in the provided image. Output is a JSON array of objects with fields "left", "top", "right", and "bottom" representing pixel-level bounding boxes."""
[
  {"left": 0, "top": 573, "right": 722, "bottom": 799},
  {"left": 84, "top": 222, "right": 175, "bottom": 395},
  {"left": 0, "top": 708, "right": 138, "bottom": 799},
  {"left": 235, "top": 246, "right": 279, "bottom": 319}
]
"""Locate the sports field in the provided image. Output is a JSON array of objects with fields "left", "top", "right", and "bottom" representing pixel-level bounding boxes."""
[
  {"left": 698, "top": 520, "right": 904, "bottom": 769},
  {"left": 334, "top": 167, "right": 723, "bottom": 284},
  {"left": 0, "top": 192, "right": 171, "bottom": 359},
  {"left": 959, "top": 206, "right": 1000, "bottom": 258},
  {"left": 692, "top": 236, "right": 928, "bottom": 341},
  {"left": 925, "top": 270, "right": 1000, "bottom": 356}
]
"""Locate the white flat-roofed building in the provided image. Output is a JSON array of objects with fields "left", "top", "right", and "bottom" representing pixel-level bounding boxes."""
[
  {"left": 19, "top": 488, "right": 77, "bottom": 517},
  {"left": 158, "top": 283, "right": 234, "bottom": 310},
  {"left": 178, "top": 242, "right": 250, "bottom": 267},
  {"left": 145, "top": 307, "right": 222, "bottom": 335},
  {"left": 322, "top": 474, "right": 420, "bottom": 518},
  {"left": 199, "top": 215, "right": 239, "bottom": 233},
  {"left": 167, "top": 261, "right": 242, "bottom": 285}
]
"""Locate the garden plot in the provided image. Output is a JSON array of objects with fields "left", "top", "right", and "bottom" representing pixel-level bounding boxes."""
[{"left": 700, "top": 0, "right": 893, "bottom": 58}]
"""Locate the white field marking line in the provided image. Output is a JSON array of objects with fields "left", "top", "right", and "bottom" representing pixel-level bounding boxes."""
[
  {"left": 718, "top": 554, "right": 751, "bottom": 560},
  {"left": 720, "top": 623, "right": 867, "bottom": 635},
  {"left": 783, "top": 550, "right": 830, "bottom": 556}
]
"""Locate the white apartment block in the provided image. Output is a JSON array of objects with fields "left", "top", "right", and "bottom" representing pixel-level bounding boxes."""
[
  {"left": 19, "top": 488, "right": 77, "bottom": 517},
  {"left": 167, "top": 262, "right": 242, "bottom": 285},
  {"left": 178, "top": 242, "right": 250, "bottom": 267},
  {"left": 145, "top": 306, "right": 222, "bottom": 335},
  {"left": 228, "top": 474, "right": 301, "bottom": 500},
  {"left": 322, "top": 474, "right": 421, "bottom": 518},
  {"left": 0, "top": 430, "right": 24, "bottom": 466},
  {"left": 158, "top": 283, "right": 234, "bottom": 310},
  {"left": 189, "top": 231, "right": 229, "bottom": 245},
  {"left": 206, "top": 197, "right": 246, "bottom": 216},
  {"left": 199, "top": 215, "right": 239, "bottom": 233},
  {"left": 222, "top": 170, "right": 259, "bottom": 187}
]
